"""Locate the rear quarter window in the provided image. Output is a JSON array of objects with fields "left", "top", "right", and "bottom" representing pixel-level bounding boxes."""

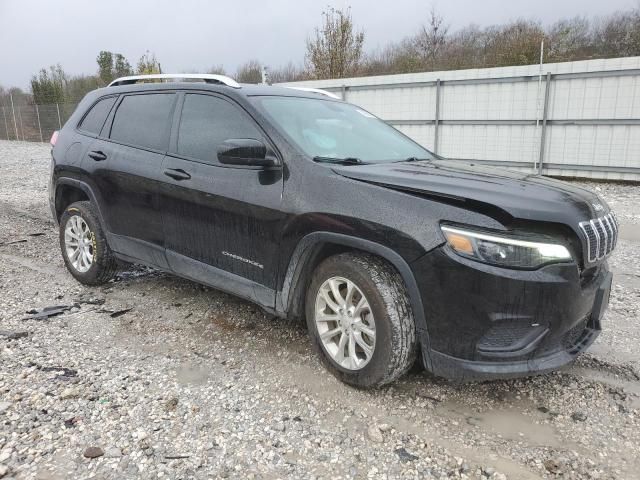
[
  {"left": 110, "top": 93, "right": 176, "bottom": 151},
  {"left": 78, "top": 96, "right": 117, "bottom": 135}
]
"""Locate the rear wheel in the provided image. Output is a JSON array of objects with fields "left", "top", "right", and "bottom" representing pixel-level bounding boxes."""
[
  {"left": 306, "top": 252, "right": 417, "bottom": 387},
  {"left": 59, "top": 201, "right": 118, "bottom": 285}
]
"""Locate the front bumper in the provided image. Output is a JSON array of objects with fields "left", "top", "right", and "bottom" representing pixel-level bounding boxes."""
[{"left": 412, "top": 246, "right": 612, "bottom": 381}]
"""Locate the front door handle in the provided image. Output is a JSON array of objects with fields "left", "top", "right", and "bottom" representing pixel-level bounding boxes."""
[
  {"left": 163, "top": 168, "right": 191, "bottom": 181},
  {"left": 88, "top": 150, "right": 107, "bottom": 161}
]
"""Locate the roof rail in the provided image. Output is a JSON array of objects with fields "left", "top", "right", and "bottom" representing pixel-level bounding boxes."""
[
  {"left": 108, "top": 73, "right": 241, "bottom": 88},
  {"left": 285, "top": 87, "right": 341, "bottom": 100}
]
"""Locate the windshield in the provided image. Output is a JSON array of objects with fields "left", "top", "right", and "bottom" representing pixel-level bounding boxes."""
[{"left": 252, "top": 96, "right": 434, "bottom": 164}]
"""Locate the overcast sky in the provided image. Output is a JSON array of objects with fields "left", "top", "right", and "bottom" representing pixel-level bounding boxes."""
[{"left": 0, "top": 0, "right": 637, "bottom": 89}]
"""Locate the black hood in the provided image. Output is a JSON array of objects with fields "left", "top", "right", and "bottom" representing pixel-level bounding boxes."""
[{"left": 332, "top": 160, "right": 606, "bottom": 226}]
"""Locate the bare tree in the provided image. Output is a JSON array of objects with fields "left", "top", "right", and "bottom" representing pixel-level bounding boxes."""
[
  {"left": 360, "top": 40, "right": 423, "bottom": 76},
  {"left": 235, "top": 60, "right": 263, "bottom": 84},
  {"left": 593, "top": 9, "right": 640, "bottom": 57},
  {"left": 207, "top": 64, "right": 227, "bottom": 75},
  {"left": 481, "top": 20, "right": 546, "bottom": 67},
  {"left": 137, "top": 51, "right": 162, "bottom": 75},
  {"left": 269, "top": 62, "right": 309, "bottom": 83},
  {"left": 306, "top": 7, "right": 365, "bottom": 79},
  {"left": 414, "top": 7, "right": 449, "bottom": 67},
  {"left": 440, "top": 25, "right": 485, "bottom": 69}
]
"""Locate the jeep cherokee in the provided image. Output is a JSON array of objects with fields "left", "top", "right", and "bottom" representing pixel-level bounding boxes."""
[{"left": 49, "top": 74, "right": 615, "bottom": 387}]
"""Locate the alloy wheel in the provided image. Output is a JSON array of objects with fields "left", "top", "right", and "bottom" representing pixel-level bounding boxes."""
[
  {"left": 64, "top": 215, "right": 94, "bottom": 273},
  {"left": 314, "top": 276, "right": 376, "bottom": 370}
]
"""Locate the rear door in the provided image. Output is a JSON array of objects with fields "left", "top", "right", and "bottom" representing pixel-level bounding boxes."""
[
  {"left": 91, "top": 91, "right": 177, "bottom": 267},
  {"left": 159, "top": 92, "right": 285, "bottom": 306}
]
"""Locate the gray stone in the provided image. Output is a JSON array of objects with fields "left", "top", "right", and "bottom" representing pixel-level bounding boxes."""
[
  {"left": 60, "top": 387, "right": 80, "bottom": 400},
  {"left": 395, "top": 448, "right": 419, "bottom": 462},
  {"left": 571, "top": 412, "right": 588, "bottom": 422},
  {"left": 367, "top": 424, "right": 383, "bottom": 443},
  {"left": 83, "top": 447, "right": 104, "bottom": 459}
]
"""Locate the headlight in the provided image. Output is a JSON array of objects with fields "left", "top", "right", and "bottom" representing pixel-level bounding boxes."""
[{"left": 440, "top": 225, "right": 572, "bottom": 269}]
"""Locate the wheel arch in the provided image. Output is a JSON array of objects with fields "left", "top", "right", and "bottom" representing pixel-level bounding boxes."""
[
  {"left": 277, "top": 232, "right": 431, "bottom": 363},
  {"left": 54, "top": 178, "right": 107, "bottom": 229}
]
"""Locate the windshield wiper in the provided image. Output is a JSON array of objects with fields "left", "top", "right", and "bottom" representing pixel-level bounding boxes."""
[{"left": 313, "top": 156, "right": 363, "bottom": 165}]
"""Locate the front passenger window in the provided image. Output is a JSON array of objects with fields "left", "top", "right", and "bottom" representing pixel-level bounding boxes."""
[{"left": 177, "top": 94, "right": 263, "bottom": 164}]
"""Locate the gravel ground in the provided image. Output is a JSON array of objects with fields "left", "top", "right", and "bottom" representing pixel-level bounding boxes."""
[{"left": 0, "top": 140, "right": 639, "bottom": 480}]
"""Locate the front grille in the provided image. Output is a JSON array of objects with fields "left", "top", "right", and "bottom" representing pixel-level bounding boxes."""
[{"left": 578, "top": 212, "right": 618, "bottom": 263}]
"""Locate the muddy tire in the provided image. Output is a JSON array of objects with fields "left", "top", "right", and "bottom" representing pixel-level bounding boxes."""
[
  {"left": 306, "top": 252, "right": 417, "bottom": 388},
  {"left": 59, "top": 201, "right": 118, "bottom": 285}
]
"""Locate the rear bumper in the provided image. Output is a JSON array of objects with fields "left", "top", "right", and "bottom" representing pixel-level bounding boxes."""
[
  {"left": 49, "top": 197, "right": 58, "bottom": 226},
  {"left": 48, "top": 164, "right": 59, "bottom": 226},
  {"left": 412, "top": 246, "right": 612, "bottom": 381}
]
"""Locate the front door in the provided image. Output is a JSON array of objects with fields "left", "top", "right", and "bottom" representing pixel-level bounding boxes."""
[{"left": 159, "top": 93, "right": 285, "bottom": 306}]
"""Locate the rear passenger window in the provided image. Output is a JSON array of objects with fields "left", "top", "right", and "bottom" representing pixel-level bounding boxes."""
[
  {"left": 177, "top": 94, "right": 263, "bottom": 164},
  {"left": 110, "top": 93, "right": 175, "bottom": 151},
  {"left": 78, "top": 97, "right": 117, "bottom": 135}
]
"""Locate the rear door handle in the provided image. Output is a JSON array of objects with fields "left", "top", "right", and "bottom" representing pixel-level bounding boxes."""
[
  {"left": 163, "top": 168, "right": 191, "bottom": 181},
  {"left": 88, "top": 150, "right": 107, "bottom": 161}
]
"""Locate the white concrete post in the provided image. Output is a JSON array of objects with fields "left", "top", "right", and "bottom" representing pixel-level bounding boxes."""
[
  {"left": 10, "top": 94, "right": 18, "bottom": 141},
  {"left": 35, "top": 104, "right": 43, "bottom": 143},
  {"left": 1, "top": 106, "right": 9, "bottom": 140},
  {"left": 56, "top": 103, "right": 62, "bottom": 129}
]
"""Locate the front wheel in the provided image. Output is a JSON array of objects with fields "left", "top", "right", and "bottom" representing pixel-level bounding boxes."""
[
  {"left": 59, "top": 201, "right": 118, "bottom": 285},
  {"left": 306, "top": 252, "right": 417, "bottom": 387}
]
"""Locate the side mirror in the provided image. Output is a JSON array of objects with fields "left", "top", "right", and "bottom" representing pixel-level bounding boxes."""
[{"left": 217, "top": 138, "right": 279, "bottom": 167}]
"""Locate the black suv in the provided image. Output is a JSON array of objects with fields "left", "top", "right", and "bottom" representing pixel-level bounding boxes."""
[{"left": 49, "top": 74, "right": 615, "bottom": 387}]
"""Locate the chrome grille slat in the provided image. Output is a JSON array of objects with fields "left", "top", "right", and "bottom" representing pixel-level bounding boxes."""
[
  {"left": 602, "top": 216, "right": 614, "bottom": 250},
  {"left": 610, "top": 213, "right": 619, "bottom": 248},
  {"left": 591, "top": 220, "right": 603, "bottom": 259},
  {"left": 597, "top": 218, "right": 607, "bottom": 257},
  {"left": 579, "top": 212, "right": 617, "bottom": 263}
]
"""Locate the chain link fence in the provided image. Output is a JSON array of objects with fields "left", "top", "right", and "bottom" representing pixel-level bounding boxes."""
[{"left": 0, "top": 101, "right": 79, "bottom": 143}]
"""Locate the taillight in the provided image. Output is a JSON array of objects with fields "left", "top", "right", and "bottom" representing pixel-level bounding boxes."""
[{"left": 50, "top": 130, "right": 59, "bottom": 146}]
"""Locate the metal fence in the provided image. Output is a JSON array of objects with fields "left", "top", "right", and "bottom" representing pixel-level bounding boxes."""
[
  {"left": 0, "top": 101, "right": 79, "bottom": 144},
  {"left": 279, "top": 56, "right": 640, "bottom": 181}
]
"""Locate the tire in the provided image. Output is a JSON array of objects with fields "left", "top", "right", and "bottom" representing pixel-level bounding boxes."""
[
  {"left": 305, "top": 252, "right": 417, "bottom": 388},
  {"left": 59, "top": 201, "right": 118, "bottom": 285}
]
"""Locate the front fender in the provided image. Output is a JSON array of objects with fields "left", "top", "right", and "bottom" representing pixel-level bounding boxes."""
[{"left": 276, "top": 231, "right": 432, "bottom": 368}]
